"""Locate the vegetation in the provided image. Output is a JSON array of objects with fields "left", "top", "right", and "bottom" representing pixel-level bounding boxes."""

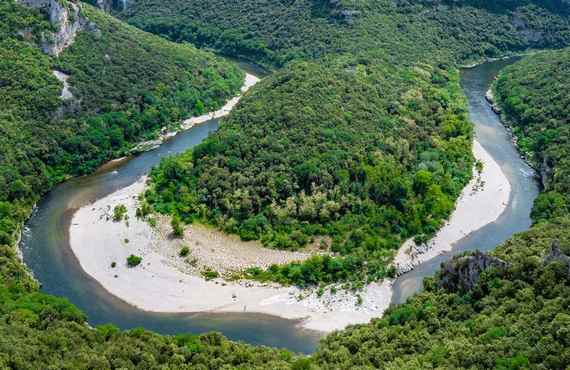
[
  {"left": 112, "top": 204, "right": 128, "bottom": 222},
  {"left": 313, "top": 218, "right": 570, "bottom": 369},
  {"left": 136, "top": 0, "right": 570, "bottom": 288},
  {"left": 122, "top": 0, "right": 570, "bottom": 69},
  {"left": 126, "top": 254, "right": 142, "bottom": 267},
  {"left": 0, "top": 0, "right": 242, "bottom": 246},
  {"left": 494, "top": 48, "right": 570, "bottom": 221},
  {"left": 179, "top": 246, "right": 190, "bottom": 257},
  {"left": 144, "top": 62, "right": 473, "bottom": 287},
  {"left": 1, "top": 0, "right": 570, "bottom": 368},
  {"left": 201, "top": 268, "right": 220, "bottom": 281},
  {"left": 171, "top": 214, "right": 184, "bottom": 237}
]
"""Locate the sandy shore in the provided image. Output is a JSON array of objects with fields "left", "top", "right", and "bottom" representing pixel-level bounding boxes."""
[
  {"left": 182, "top": 73, "right": 260, "bottom": 129},
  {"left": 67, "top": 67, "right": 512, "bottom": 333},
  {"left": 68, "top": 139, "right": 511, "bottom": 333},
  {"left": 131, "top": 73, "right": 260, "bottom": 153},
  {"left": 394, "top": 140, "right": 511, "bottom": 274},
  {"left": 69, "top": 178, "right": 392, "bottom": 332},
  {"left": 68, "top": 70, "right": 392, "bottom": 333}
]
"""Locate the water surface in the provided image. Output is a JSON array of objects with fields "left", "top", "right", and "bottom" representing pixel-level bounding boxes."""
[
  {"left": 21, "top": 59, "right": 539, "bottom": 353},
  {"left": 391, "top": 59, "right": 540, "bottom": 304}
]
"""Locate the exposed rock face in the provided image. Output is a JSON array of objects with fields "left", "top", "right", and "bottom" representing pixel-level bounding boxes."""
[
  {"left": 95, "top": 0, "right": 127, "bottom": 12},
  {"left": 438, "top": 251, "right": 509, "bottom": 293},
  {"left": 17, "top": 0, "right": 85, "bottom": 56},
  {"left": 544, "top": 240, "right": 570, "bottom": 276}
]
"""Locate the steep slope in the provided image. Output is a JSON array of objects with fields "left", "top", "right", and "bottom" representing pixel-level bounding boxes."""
[
  {"left": 144, "top": 60, "right": 473, "bottom": 287},
  {"left": 493, "top": 48, "right": 570, "bottom": 221},
  {"left": 136, "top": 0, "right": 570, "bottom": 287},
  {"left": 0, "top": 0, "right": 242, "bottom": 247},
  {"left": 313, "top": 218, "right": 570, "bottom": 369},
  {"left": 121, "top": 0, "right": 570, "bottom": 68},
  {"left": 311, "top": 46, "right": 570, "bottom": 370}
]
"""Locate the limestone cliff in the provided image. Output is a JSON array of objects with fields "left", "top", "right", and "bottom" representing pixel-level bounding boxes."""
[
  {"left": 438, "top": 251, "right": 509, "bottom": 293},
  {"left": 17, "top": 0, "right": 85, "bottom": 56}
]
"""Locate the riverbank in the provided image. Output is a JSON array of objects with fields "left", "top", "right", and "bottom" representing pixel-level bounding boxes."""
[
  {"left": 69, "top": 178, "right": 393, "bottom": 332},
  {"left": 394, "top": 140, "right": 511, "bottom": 274},
  {"left": 131, "top": 73, "right": 259, "bottom": 153},
  {"left": 67, "top": 137, "right": 511, "bottom": 333}
]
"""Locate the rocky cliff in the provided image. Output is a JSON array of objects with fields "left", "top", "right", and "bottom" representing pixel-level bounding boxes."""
[
  {"left": 17, "top": 0, "right": 85, "bottom": 56},
  {"left": 438, "top": 251, "right": 509, "bottom": 293}
]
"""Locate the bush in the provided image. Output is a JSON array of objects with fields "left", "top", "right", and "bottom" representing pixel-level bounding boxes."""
[
  {"left": 201, "top": 269, "right": 219, "bottom": 281},
  {"left": 127, "top": 254, "right": 142, "bottom": 267},
  {"left": 179, "top": 246, "right": 190, "bottom": 257},
  {"left": 171, "top": 215, "right": 184, "bottom": 237},
  {"left": 113, "top": 204, "right": 128, "bottom": 222}
]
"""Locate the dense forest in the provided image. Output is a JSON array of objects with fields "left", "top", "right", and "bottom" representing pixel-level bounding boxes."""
[
  {"left": 494, "top": 48, "right": 570, "bottom": 221},
  {"left": 1, "top": 0, "right": 570, "bottom": 368},
  {"left": 121, "top": 0, "right": 570, "bottom": 68},
  {"left": 0, "top": 0, "right": 242, "bottom": 247},
  {"left": 138, "top": 0, "right": 570, "bottom": 286},
  {"left": 144, "top": 60, "right": 474, "bottom": 287}
]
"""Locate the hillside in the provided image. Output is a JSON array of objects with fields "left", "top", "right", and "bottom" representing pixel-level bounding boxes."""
[
  {"left": 121, "top": 0, "right": 570, "bottom": 68},
  {"left": 0, "top": 0, "right": 242, "bottom": 247},
  {"left": 1, "top": 0, "right": 570, "bottom": 369},
  {"left": 135, "top": 0, "right": 570, "bottom": 287},
  {"left": 493, "top": 48, "right": 570, "bottom": 221},
  {"left": 144, "top": 59, "right": 473, "bottom": 287},
  {"left": 311, "top": 50, "right": 570, "bottom": 367}
]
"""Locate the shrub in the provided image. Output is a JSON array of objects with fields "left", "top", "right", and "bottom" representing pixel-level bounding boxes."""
[
  {"left": 179, "top": 246, "right": 190, "bottom": 257},
  {"left": 171, "top": 215, "right": 184, "bottom": 237},
  {"left": 201, "top": 269, "right": 219, "bottom": 281},
  {"left": 127, "top": 255, "right": 142, "bottom": 267},
  {"left": 113, "top": 204, "right": 128, "bottom": 222}
]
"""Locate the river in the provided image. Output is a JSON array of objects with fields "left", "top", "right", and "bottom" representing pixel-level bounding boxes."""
[
  {"left": 392, "top": 58, "right": 540, "bottom": 304},
  {"left": 20, "top": 59, "right": 539, "bottom": 354}
]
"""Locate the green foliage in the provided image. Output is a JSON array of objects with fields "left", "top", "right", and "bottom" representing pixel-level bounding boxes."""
[
  {"left": 171, "top": 214, "right": 184, "bottom": 237},
  {"left": 0, "top": 0, "right": 242, "bottom": 268},
  {"left": 126, "top": 254, "right": 142, "bottom": 267},
  {"left": 145, "top": 59, "right": 473, "bottom": 287},
  {"left": 1, "top": 0, "right": 570, "bottom": 368},
  {"left": 112, "top": 204, "right": 127, "bottom": 222},
  {"left": 137, "top": 0, "right": 570, "bottom": 288},
  {"left": 122, "top": 0, "right": 570, "bottom": 69},
  {"left": 201, "top": 268, "right": 220, "bottom": 281},
  {"left": 179, "top": 245, "right": 190, "bottom": 257},
  {"left": 313, "top": 218, "right": 570, "bottom": 369},
  {"left": 494, "top": 49, "right": 570, "bottom": 221}
]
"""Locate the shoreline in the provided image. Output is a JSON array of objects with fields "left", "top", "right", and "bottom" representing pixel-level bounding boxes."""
[
  {"left": 393, "top": 140, "right": 511, "bottom": 274},
  {"left": 69, "top": 178, "right": 393, "bottom": 333},
  {"left": 131, "top": 73, "right": 259, "bottom": 154},
  {"left": 67, "top": 137, "right": 512, "bottom": 333},
  {"left": 67, "top": 70, "right": 394, "bottom": 333},
  {"left": 66, "top": 66, "right": 513, "bottom": 334}
]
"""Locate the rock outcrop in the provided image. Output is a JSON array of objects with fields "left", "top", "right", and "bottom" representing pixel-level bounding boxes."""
[
  {"left": 95, "top": 0, "right": 127, "bottom": 12},
  {"left": 544, "top": 240, "right": 570, "bottom": 276},
  {"left": 438, "top": 251, "right": 509, "bottom": 293},
  {"left": 17, "top": 0, "right": 85, "bottom": 56}
]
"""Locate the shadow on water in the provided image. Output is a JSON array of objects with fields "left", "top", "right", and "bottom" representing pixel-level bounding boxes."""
[
  {"left": 391, "top": 58, "right": 540, "bottom": 304},
  {"left": 21, "top": 119, "right": 321, "bottom": 354}
]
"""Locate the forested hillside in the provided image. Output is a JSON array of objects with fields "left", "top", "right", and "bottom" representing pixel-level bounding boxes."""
[
  {"left": 311, "top": 50, "right": 570, "bottom": 369},
  {"left": 136, "top": 0, "right": 570, "bottom": 286},
  {"left": 144, "top": 60, "right": 473, "bottom": 287},
  {"left": 0, "top": 0, "right": 242, "bottom": 248},
  {"left": 122, "top": 0, "right": 570, "bottom": 68},
  {"left": 1, "top": 0, "right": 570, "bottom": 368},
  {"left": 494, "top": 48, "right": 570, "bottom": 221},
  {"left": 312, "top": 217, "right": 570, "bottom": 369}
]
